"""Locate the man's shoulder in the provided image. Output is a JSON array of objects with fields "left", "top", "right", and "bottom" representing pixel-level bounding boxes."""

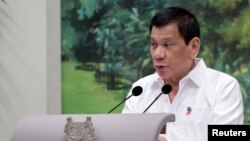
[
  {"left": 133, "top": 73, "right": 159, "bottom": 85},
  {"left": 206, "top": 68, "right": 238, "bottom": 83}
]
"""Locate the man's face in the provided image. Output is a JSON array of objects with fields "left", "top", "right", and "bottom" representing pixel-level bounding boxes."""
[{"left": 150, "top": 23, "right": 194, "bottom": 82}]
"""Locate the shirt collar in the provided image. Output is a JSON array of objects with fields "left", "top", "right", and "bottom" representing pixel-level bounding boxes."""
[
  {"left": 185, "top": 58, "right": 207, "bottom": 87},
  {"left": 152, "top": 58, "right": 207, "bottom": 88}
]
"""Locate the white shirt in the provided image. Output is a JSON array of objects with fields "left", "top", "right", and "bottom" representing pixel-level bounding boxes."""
[{"left": 122, "top": 58, "right": 244, "bottom": 141}]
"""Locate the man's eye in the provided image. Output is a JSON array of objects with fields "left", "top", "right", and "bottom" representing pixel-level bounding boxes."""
[
  {"left": 164, "top": 43, "right": 172, "bottom": 48},
  {"left": 151, "top": 43, "right": 157, "bottom": 48}
]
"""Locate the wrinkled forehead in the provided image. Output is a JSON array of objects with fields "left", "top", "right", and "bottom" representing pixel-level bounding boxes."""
[{"left": 150, "top": 24, "right": 181, "bottom": 41}]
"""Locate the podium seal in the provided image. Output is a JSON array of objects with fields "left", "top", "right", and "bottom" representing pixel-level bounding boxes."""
[{"left": 64, "top": 117, "right": 95, "bottom": 141}]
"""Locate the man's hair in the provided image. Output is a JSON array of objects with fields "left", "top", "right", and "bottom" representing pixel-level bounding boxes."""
[{"left": 149, "top": 7, "right": 200, "bottom": 45}]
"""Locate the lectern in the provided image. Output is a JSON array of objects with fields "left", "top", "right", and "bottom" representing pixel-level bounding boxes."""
[{"left": 11, "top": 113, "right": 175, "bottom": 141}]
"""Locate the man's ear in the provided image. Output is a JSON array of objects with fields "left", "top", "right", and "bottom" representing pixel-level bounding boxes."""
[{"left": 189, "top": 37, "right": 200, "bottom": 59}]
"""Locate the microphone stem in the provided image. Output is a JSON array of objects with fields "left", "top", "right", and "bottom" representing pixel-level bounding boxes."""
[
  {"left": 108, "top": 95, "right": 132, "bottom": 114},
  {"left": 143, "top": 93, "right": 163, "bottom": 113}
]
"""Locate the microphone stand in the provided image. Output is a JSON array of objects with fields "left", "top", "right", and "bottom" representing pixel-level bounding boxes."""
[
  {"left": 143, "top": 93, "right": 163, "bottom": 113},
  {"left": 107, "top": 95, "right": 132, "bottom": 114}
]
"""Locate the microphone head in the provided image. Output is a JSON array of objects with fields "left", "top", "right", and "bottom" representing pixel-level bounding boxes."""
[
  {"left": 132, "top": 86, "right": 143, "bottom": 96},
  {"left": 162, "top": 84, "right": 172, "bottom": 94}
]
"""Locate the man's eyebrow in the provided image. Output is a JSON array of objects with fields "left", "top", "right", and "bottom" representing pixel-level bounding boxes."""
[{"left": 150, "top": 37, "right": 174, "bottom": 42}]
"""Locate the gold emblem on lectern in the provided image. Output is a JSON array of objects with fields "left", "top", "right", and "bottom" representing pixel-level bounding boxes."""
[{"left": 64, "top": 117, "right": 95, "bottom": 141}]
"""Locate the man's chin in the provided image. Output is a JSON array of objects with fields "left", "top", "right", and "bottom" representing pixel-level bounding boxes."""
[{"left": 156, "top": 71, "right": 168, "bottom": 79}]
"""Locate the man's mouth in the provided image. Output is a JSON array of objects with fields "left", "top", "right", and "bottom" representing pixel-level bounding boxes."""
[{"left": 156, "top": 64, "right": 167, "bottom": 69}]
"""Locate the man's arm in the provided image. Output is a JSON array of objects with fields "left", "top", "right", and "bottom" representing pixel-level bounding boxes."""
[{"left": 211, "top": 79, "right": 244, "bottom": 124}]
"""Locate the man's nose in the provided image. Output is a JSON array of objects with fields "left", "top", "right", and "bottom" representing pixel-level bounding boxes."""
[{"left": 153, "top": 46, "right": 166, "bottom": 59}]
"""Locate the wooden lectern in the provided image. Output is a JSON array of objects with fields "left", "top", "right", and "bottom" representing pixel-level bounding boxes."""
[{"left": 11, "top": 113, "right": 175, "bottom": 141}]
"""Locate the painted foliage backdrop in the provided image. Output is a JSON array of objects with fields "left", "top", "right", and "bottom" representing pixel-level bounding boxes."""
[{"left": 61, "top": 0, "right": 250, "bottom": 123}]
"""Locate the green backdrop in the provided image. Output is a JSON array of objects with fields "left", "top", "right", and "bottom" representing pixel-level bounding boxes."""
[{"left": 61, "top": 0, "right": 250, "bottom": 123}]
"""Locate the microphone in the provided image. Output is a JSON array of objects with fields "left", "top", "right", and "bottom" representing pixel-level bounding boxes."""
[
  {"left": 107, "top": 86, "right": 143, "bottom": 113},
  {"left": 143, "top": 84, "right": 172, "bottom": 113}
]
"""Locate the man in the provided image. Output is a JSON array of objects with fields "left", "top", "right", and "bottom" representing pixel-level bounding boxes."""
[{"left": 122, "top": 7, "right": 244, "bottom": 141}]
